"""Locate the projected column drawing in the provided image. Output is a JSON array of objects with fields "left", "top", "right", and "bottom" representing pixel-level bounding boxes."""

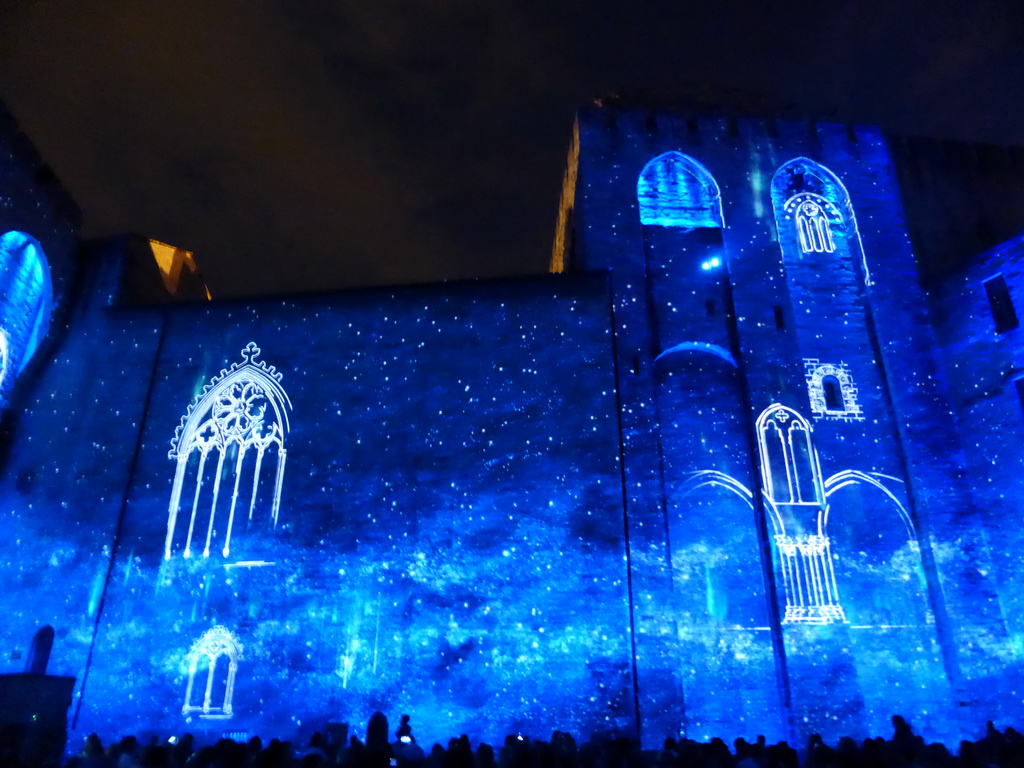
[
  {"left": 182, "top": 626, "right": 242, "bottom": 719},
  {"left": 755, "top": 404, "right": 844, "bottom": 624},
  {"left": 684, "top": 402, "right": 922, "bottom": 628},
  {"left": 165, "top": 342, "right": 292, "bottom": 559}
]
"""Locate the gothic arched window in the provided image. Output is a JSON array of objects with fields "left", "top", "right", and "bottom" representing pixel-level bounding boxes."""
[
  {"left": 822, "top": 376, "right": 843, "bottom": 410},
  {"left": 637, "top": 151, "right": 723, "bottom": 229},
  {"left": 165, "top": 343, "right": 292, "bottom": 560},
  {"left": 771, "top": 158, "right": 870, "bottom": 284},
  {"left": 182, "top": 626, "right": 241, "bottom": 719},
  {"left": 0, "top": 231, "right": 52, "bottom": 403},
  {"left": 755, "top": 404, "right": 822, "bottom": 507}
]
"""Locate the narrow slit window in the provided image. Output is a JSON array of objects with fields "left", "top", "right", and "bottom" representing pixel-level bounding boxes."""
[
  {"left": 984, "top": 275, "right": 1019, "bottom": 333},
  {"left": 1015, "top": 377, "right": 1024, "bottom": 418},
  {"left": 822, "top": 376, "right": 843, "bottom": 411},
  {"left": 773, "top": 305, "right": 785, "bottom": 330},
  {"left": 706, "top": 299, "right": 716, "bottom": 316}
]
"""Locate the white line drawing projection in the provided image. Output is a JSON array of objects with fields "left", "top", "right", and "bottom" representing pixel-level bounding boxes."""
[
  {"left": 682, "top": 404, "right": 918, "bottom": 626},
  {"left": 787, "top": 194, "right": 837, "bottom": 254},
  {"left": 182, "top": 626, "right": 242, "bottom": 719},
  {"left": 772, "top": 159, "right": 872, "bottom": 286},
  {"left": 165, "top": 342, "right": 292, "bottom": 560},
  {"left": 804, "top": 360, "right": 864, "bottom": 421},
  {"left": 756, "top": 404, "right": 844, "bottom": 624}
]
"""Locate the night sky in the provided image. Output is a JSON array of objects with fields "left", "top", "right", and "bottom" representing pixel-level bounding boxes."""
[{"left": 0, "top": 1, "right": 1021, "bottom": 297}]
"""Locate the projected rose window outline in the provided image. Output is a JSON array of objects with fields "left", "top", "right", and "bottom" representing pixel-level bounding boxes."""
[{"left": 165, "top": 342, "right": 292, "bottom": 560}]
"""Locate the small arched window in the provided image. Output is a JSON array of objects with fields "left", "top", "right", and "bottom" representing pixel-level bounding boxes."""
[
  {"left": 804, "top": 361, "right": 863, "bottom": 421},
  {"left": 0, "top": 231, "right": 52, "bottom": 402},
  {"left": 637, "top": 151, "right": 723, "bottom": 229},
  {"left": 822, "top": 376, "right": 843, "bottom": 411},
  {"left": 182, "top": 626, "right": 242, "bottom": 719}
]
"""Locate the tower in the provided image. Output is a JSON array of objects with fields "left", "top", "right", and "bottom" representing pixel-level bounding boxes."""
[{"left": 552, "top": 101, "right": 1009, "bottom": 743}]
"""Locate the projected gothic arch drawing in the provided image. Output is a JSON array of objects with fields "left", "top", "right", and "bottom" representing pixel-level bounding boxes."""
[
  {"left": 182, "top": 626, "right": 241, "bottom": 719},
  {"left": 0, "top": 231, "right": 53, "bottom": 401},
  {"left": 754, "top": 404, "right": 845, "bottom": 624},
  {"left": 682, "top": 403, "right": 923, "bottom": 627},
  {"left": 637, "top": 151, "right": 724, "bottom": 228},
  {"left": 771, "top": 158, "right": 871, "bottom": 285},
  {"left": 165, "top": 342, "right": 292, "bottom": 560}
]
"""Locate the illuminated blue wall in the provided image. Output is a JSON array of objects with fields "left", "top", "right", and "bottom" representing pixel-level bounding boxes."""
[
  {"left": 1, "top": 273, "right": 636, "bottom": 746},
  {"left": 3, "top": 103, "right": 1024, "bottom": 751},
  {"left": 928, "top": 234, "right": 1024, "bottom": 663},
  {"left": 0, "top": 105, "right": 79, "bottom": 409},
  {"left": 566, "top": 106, "right": 1022, "bottom": 744}
]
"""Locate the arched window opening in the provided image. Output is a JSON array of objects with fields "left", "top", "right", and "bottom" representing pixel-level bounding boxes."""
[
  {"left": 755, "top": 404, "right": 822, "bottom": 507},
  {"left": 804, "top": 361, "right": 863, "bottom": 421},
  {"left": 771, "top": 159, "right": 871, "bottom": 285},
  {"left": 0, "top": 231, "right": 53, "bottom": 398},
  {"left": 182, "top": 626, "right": 241, "bottom": 719},
  {"left": 822, "top": 376, "right": 843, "bottom": 411},
  {"left": 165, "top": 343, "right": 291, "bottom": 560},
  {"left": 637, "top": 152, "right": 723, "bottom": 229}
]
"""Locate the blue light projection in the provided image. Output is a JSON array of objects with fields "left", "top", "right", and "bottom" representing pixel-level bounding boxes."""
[
  {"left": 59, "top": 279, "right": 634, "bottom": 746},
  {"left": 5, "top": 112, "right": 1022, "bottom": 752},
  {"left": 637, "top": 152, "right": 724, "bottom": 228},
  {"left": 0, "top": 230, "right": 52, "bottom": 405}
]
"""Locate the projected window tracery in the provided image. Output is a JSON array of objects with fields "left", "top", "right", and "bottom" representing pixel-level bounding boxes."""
[
  {"left": 686, "top": 402, "right": 924, "bottom": 629},
  {"left": 804, "top": 361, "right": 863, "bottom": 421},
  {"left": 182, "top": 626, "right": 241, "bottom": 719},
  {"left": 755, "top": 405, "right": 845, "bottom": 624},
  {"left": 772, "top": 159, "right": 871, "bottom": 285},
  {"left": 757, "top": 405, "right": 822, "bottom": 507},
  {"left": 165, "top": 342, "right": 292, "bottom": 560},
  {"left": 792, "top": 196, "right": 836, "bottom": 253},
  {"left": 637, "top": 151, "right": 724, "bottom": 228}
]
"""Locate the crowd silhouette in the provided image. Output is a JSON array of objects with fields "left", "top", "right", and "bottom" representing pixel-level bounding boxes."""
[{"left": 0, "top": 714, "right": 1008, "bottom": 768}]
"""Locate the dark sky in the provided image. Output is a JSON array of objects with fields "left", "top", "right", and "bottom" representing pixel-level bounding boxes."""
[{"left": 0, "top": 1, "right": 1022, "bottom": 297}]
